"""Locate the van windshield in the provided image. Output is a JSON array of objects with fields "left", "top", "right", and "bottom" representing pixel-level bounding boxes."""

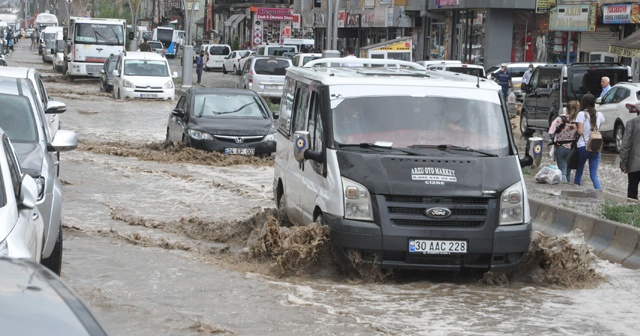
[
  {"left": 124, "top": 60, "right": 169, "bottom": 77},
  {"left": 332, "top": 94, "right": 509, "bottom": 154}
]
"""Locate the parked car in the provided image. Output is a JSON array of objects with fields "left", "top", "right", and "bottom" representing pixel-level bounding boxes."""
[
  {"left": 222, "top": 50, "right": 251, "bottom": 75},
  {"left": 520, "top": 62, "right": 631, "bottom": 135},
  {"left": 0, "top": 67, "right": 66, "bottom": 137},
  {"left": 256, "top": 44, "right": 297, "bottom": 56},
  {"left": 237, "top": 50, "right": 256, "bottom": 73},
  {"left": 291, "top": 53, "right": 322, "bottom": 67},
  {"left": 0, "top": 257, "right": 109, "bottom": 335},
  {"left": 165, "top": 88, "right": 278, "bottom": 156},
  {"left": 202, "top": 43, "right": 232, "bottom": 71},
  {"left": 0, "top": 129, "right": 43, "bottom": 262},
  {"left": 237, "top": 56, "right": 292, "bottom": 100},
  {"left": 50, "top": 31, "right": 65, "bottom": 73},
  {"left": 111, "top": 51, "right": 178, "bottom": 101},
  {"left": 148, "top": 40, "right": 164, "bottom": 55},
  {"left": 98, "top": 54, "right": 119, "bottom": 93},
  {"left": 595, "top": 82, "right": 640, "bottom": 152},
  {"left": 0, "top": 76, "right": 78, "bottom": 275},
  {"left": 425, "top": 62, "right": 486, "bottom": 78}
]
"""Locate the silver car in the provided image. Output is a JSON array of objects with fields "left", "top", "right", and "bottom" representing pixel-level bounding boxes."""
[
  {"left": 237, "top": 56, "right": 291, "bottom": 100},
  {"left": 0, "top": 129, "right": 43, "bottom": 262},
  {"left": 0, "top": 76, "right": 78, "bottom": 275}
]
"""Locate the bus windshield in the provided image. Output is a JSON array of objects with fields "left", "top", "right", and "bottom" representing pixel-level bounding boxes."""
[{"left": 75, "top": 23, "right": 124, "bottom": 45}]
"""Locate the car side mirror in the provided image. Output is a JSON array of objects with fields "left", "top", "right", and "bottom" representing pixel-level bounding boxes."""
[
  {"left": 172, "top": 71, "right": 178, "bottom": 78},
  {"left": 520, "top": 141, "right": 533, "bottom": 168},
  {"left": 112, "top": 69, "right": 119, "bottom": 77},
  {"left": 45, "top": 100, "right": 66, "bottom": 114},
  {"left": 100, "top": 69, "right": 105, "bottom": 74},
  {"left": 47, "top": 129, "right": 78, "bottom": 152},
  {"left": 19, "top": 174, "right": 38, "bottom": 209},
  {"left": 293, "top": 131, "right": 310, "bottom": 163},
  {"left": 171, "top": 108, "right": 185, "bottom": 118},
  {"left": 596, "top": 97, "right": 602, "bottom": 104},
  {"left": 50, "top": 48, "right": 55, "bottom": 54}
]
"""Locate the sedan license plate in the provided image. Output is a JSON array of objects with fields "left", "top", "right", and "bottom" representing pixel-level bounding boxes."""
[
  {"left": 224, "top": 148, "right": 255, "bottom": 155},
  {"left": 409, "top": 239, "right": 467, "bottom": 255},
  {"left": 140, "top": 93, "right": 157, "bottom": 98}
]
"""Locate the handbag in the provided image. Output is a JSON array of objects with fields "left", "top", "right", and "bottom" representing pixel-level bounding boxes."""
[{"left": 567, "top": 140, "right": 579, "bottom": 170}]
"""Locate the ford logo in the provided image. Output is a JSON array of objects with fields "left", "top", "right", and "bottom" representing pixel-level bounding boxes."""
[{"left": 425, "top": 207, "right": 452, "bottom": 219}]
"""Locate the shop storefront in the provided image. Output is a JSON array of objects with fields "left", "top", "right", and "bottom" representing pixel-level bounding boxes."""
[
  {"left": 358, "top": 37, "right": 413, "bottom": 61},
  {"left": 604, "top": 2, "right": 640, "bottom": 81},
  {"left": 427, "top": 0, "right": 536, "bottom": 68},
  {"left": 548, "top": 3, "right": 599, "bottom": 64}
]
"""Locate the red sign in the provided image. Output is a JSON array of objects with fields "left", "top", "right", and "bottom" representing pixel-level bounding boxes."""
[{"left": 256, "top": 8, "right": 294, "bottom": 21}]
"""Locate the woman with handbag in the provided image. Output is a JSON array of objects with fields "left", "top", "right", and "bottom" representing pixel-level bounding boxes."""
[
  {"left": 549, "top": 100, "right": 579, "bottom": 182},
  {"left": 574, "top": 93, "right": 605, "bottom": 190}
]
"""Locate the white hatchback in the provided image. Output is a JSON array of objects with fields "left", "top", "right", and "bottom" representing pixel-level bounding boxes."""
[
  {"left": 595, "top": 82, "right": 640, "bottom": 152},
  {"left": 111, "top": 51, "right": 177, "bottom": 101},
  {"left": 222, "top": 50, "right": 251, "bottom": 75}
]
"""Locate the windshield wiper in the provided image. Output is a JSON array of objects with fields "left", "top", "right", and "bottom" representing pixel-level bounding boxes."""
[
  {"left": 339, "top": 143, "right": 421, "bottom": 156},
  {"left": 409, "top": 144, "right": 498, "bottom": 157}
]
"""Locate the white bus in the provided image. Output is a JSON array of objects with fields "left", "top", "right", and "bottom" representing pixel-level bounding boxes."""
[
  {"left": 35, "top": 12, "right": 58, "bottom": 32},
  {"left": 152, "top": 27, "right": 178, "bottom": 58},
  {"left": 64, "top": 17, "right": 126, "bottom": 80}
]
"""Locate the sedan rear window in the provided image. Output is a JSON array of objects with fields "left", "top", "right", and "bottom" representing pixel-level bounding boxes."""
[
  {"left": 0, "top": 95, "right": 38, "bottom": 142},
  {"left": 194, "top": 94, "right": 269, "bottom": 119},
  {"left": 209, "top": 46, "right": 230, "bottom": 55},
  {"left": 254, "top": 59, "right": 290, "bottom": 76}
]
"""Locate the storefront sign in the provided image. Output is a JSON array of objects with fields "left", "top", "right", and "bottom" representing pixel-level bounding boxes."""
[
  {"left": 292, "top": 14, "right": 300, "bottom": 29},
  {"left": 364, "top": 0, "right": 374, "bottom": 9},
  {"left": 338, "top": 11, "right": 347, "bottom": 28},
  {"left": 377, "top": 40, "right": 412, "bottom": 51},
  {"left": 380, "top": 0, "right": 392, "bottom": 6},
  {"left": 549, "top": 4, "right": 597, "bottom": 32},
  {"left": 313, "top": 13, "right": 325, "bottom": 27},
  {"left": 256, "top": 8, "right": 294, "bottom": 21},
  {"left": 434, "top": 0, "right": 459, "bottom": 8},
  {"left": 535, "top": 0, "right": 556, "bottom": 14},
  {"left": 346, "top": 14, "right": 360, "bottom": 28},
  {"left": 603, "top": 4, "right": 640, "bottom": 24}
]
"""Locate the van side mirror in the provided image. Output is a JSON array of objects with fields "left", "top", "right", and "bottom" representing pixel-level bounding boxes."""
[{"left": 519, "top": 141, "right": 533, "bottom": 168}]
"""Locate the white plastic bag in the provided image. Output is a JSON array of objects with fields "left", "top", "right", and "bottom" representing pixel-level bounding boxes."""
[
  {"left": 534, "top": 165, "right": 562, "bottom": 185},
  {"left": 507, "top": 91, "right": 516, "bottom": 105}
]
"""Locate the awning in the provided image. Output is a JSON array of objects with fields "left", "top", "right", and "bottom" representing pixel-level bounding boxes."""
[
  {"left": 231, "top": 14, "right": 246, "bottom": 28},
  {"left": 609, "top": 30, "right": 640, "bottom": 57},
  {"left": 224, "top": 14, "right": 241, "bottom": 27}
]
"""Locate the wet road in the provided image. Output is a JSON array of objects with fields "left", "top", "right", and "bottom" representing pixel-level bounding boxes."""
[{"left": 2, "top": 41, "right": 639, "bottom": 336}]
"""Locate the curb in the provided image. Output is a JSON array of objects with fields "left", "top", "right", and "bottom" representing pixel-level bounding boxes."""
[{"left": 530, "top": 199, "right": 640, "bottom": 269}]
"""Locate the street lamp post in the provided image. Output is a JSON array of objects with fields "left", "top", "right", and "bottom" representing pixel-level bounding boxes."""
[
  {"left": 127, "top": 0, "right": 144, "bottom": 51},
  {"left": 181, "top": 0, "right": 196, "bottom": 88}
]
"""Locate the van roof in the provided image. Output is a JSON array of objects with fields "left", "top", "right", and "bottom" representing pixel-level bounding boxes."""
[
  {"left": 121, "top": 51, "right": 166, "bottom": 60},
  {"left": 291, "top": 58, "right": 499, "bottom": 91}
]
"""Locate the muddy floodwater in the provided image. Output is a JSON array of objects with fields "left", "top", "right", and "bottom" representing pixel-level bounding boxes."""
[{"left": 3, "top": 42, "right": 640, "bottom": 335}]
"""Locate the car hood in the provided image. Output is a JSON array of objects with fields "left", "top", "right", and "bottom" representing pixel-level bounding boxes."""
[
  {"left": 193, "top": 118, "right": 273, "bottom": 136},
  {"left": 127, "top": 76, "right": 172, "bottom": 86},
  {"left": 12, "top": 143, "right": 44, "bottom": 177}
]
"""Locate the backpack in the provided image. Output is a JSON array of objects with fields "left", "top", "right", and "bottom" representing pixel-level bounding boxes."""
[
  {"left": 584, "top": 114, "right": 603, "bottom": 152},
  {"left": 552, "top": 115, "right": 568, "bottom": 137}
]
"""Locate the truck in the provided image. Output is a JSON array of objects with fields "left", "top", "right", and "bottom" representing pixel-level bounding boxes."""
[
  {"left": 63, "top": 17, "right": 126, "bottom": 81},
  {"left": 35, "top": 12, "right": 58, "bottom": 33},
  {"left": 0, "top": 14, "right": 18, "bottom": 33}
]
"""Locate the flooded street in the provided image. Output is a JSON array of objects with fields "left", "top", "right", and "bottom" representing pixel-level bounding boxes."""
[{"left": 3, "top": 41, "right": 639, "bottom": 335}]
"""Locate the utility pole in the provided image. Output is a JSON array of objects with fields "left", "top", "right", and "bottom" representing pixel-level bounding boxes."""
[
  {"left": 181, "top": 0, "right": 195, "bottom": 88},
  {"left": 325, "top": 0, "right": 331, "bottom": 50},
  {"left": 332, "top": 0, "right": 340, "bottom": 50}
]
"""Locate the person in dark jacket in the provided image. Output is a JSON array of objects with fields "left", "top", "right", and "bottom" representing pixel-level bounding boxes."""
[
  {"left": 196, "top": 50, "right": 205, "bottom": 85},
  {"left": 620, "top": 104, "right": 640, "bottom": 199},
  {"left": 139, "top": 38, "right": 150, "bottom": 52}
]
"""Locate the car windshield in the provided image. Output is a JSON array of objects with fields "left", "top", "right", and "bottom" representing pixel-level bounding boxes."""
[
  {"left": 124, "top": 60, "right": 169, "bottom": 76},
  {"left": 0, "top": 94, "right": 38, "bottom": 142},
  {"left": 75, "top": 23, "right": 124, "bottom": 46},
  {"left": 43, "top": 32, "right": 56, "bottom": 48},
  {"left": 446, "top": 66, "right": 484, "bottom": 77},
  {"left": 330, "top": 87, "right": 509, "bottom": 154},
  {"left": 254, "top": 59, "right": 289, "bottom": 75},
  {"left": 194, "top": 94, "right": 269, "bottom": 119}
]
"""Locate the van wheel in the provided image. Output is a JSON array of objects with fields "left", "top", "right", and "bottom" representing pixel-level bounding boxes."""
[
  {"left": 277, "top": 192, "right": 286, "bottom": 210},
  {"left": 520, "top": 111, "right": 533, "bottom": 135},
  {"left": 41, "top": 226, "right": 63, "bottom": 276},
  {"left": 222, "top": 65, "right": 227, "bottom": 74},
  {"left": 234, "top": 65, "right": 239, "bottom": 75},
  {"left": 614, "top": 123, "right": 625, "bottom": 153}
]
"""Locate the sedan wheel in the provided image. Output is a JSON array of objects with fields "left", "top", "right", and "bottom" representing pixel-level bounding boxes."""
[
  {"left": 234, "top": 65, "right": 239, "bottom": 75},
  {"left": 222, "top": 65, "right": 227, "bottom": 74},
  {"left": 614, "top": 123, "right": 625, "bottom": 153},
  {"left": 41, "top": 226, "right": 63, "bottom": 276},
  {"left": 165, "top": 128, "right": 172, "bottom": 144}
]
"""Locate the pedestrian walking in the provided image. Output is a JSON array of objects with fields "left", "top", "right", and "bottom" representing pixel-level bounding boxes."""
[
  {"left": 494, "top": 64, "right": 513, "bottom": 100},
  {"left": 574, "top": 93, "right": 605, "bottom": 190},
  {"left": 619, "top": 104, "right": 640, "bottom": 199},
  {"left": 549, "top": 100, "right": 579, "bottom": 182},
  {"left": 6, "top": 29, "right": 14, "bottom": 52},
  {"left": 196, "top": 50, "right": 205, "bottom": 85},
  {"left": 30, "top": 28, "right": 38, "bottom": 50},
  {"left": 522, "top": 63, "right": 534, "bottom": 86}
]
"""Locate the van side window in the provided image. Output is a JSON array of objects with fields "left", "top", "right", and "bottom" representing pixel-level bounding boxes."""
[
  {"left": 279, "top": 77, "right": 294, "bottom": 136},
  {"left": 307, "top": 91, "right": 324, "bottom": 174},
  {"left": 529, "top": 70, "right": 539, "bottom": 91},
  {"left": 292, "top": 86, "right": 309, "bottom": 132}
]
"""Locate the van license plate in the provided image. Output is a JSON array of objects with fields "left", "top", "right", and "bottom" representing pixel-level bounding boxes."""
[
  {"left": 140, "top": 93, "right": 157, "bottom": 98},
  {"left": 409, "top": 240, "right": 467, "bottom": 254},
  {"left": 224, "top": 148, "right": 255, "bottom": 155}
]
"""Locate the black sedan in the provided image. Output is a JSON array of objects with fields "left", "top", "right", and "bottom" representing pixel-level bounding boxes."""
[
  {"left": 166, "top": 88, "right": 278, "bottom": 156},
  {"left": 98, "top": 54, "right": 119, "bottom": 93},
  {"left": 0, "top": 257, "right": 108, "bottom": 335}
]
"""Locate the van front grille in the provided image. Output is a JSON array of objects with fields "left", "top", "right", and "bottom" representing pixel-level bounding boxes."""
[{"left": 383, "top": 195, "right": 491, "bottom": 228}]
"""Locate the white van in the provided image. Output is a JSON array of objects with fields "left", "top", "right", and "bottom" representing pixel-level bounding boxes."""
[
  {"left": 202, "top": 43, "right": 231, "bottom": 71},
  {"left": 426, "top": 62, "right": 486, "bottom": 78},
  {"left": 110, "top": 51, "right": 177, "bottom": 100},
  {"left": 256, "top": 45, "right": 298, "bottom": 57},
  {"left": 41, "top": 26, "right": 63, "bottom": 63},
  {"left": 283, "top": 38, "right": 315, "bottom": 53},
  {"left": 273, "top": 58, "right": 534, "bottom": 273}
]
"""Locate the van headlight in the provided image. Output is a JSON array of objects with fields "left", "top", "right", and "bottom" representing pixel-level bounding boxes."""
[
  {"left": 188, "top": 129, "right": 213, "bottom": 140},
  {"left": 164, "top": 80, "right": 174, "bottom": 89},
  {"left": 264, "top": 133, "right": 277, "bottom": 141},
  {"left": 499, "top": 181, "right": 524, "bottom": 225},
  {"left": 342, "top": 177, "right": 373, "bottom": 221},
  {"left": 123, "top": 79, "right": 134, "bottom": 88}
]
